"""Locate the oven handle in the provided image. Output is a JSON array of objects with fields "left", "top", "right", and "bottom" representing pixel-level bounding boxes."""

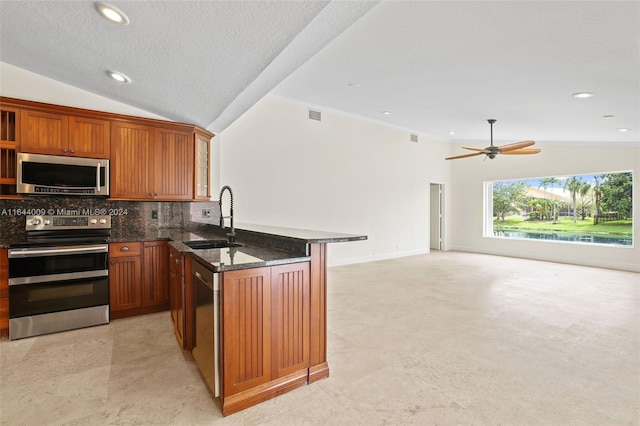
[
  {"left": 9, "top": 269, "right": 109, "bottom": 286},
  {"left": 8, "top": 245, "right": 108, "bottom": 258}
]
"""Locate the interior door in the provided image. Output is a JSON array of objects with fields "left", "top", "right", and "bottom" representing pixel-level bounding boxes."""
[{"left": 430, "top": 183, "right": 443, "bottom": 250}]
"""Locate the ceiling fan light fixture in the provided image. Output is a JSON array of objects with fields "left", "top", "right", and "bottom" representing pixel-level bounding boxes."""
[
  {"left": 106, "top": 70, "right": 131, "bottom": 83},
  {"left": 572, "top": 92, "right": 594, "bottom": 99},
  {"left": 95, "top": 2, "right": 130, "bottom": 24},
  {"left": 445, "top": 119, "right": 540, "bottom": 161}
]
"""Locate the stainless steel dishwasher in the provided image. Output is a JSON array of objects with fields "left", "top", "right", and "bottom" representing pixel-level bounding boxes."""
[{"left": 191, "top": 259, "right": 220, "bottom": 397}]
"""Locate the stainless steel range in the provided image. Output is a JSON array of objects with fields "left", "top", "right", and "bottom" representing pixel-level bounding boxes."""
[{"left": 8, "top": 215, "right": 111, "bottom": 340}]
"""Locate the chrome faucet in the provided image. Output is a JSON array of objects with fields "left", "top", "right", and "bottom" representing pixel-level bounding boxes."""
[{"left": 219, "top": 185, "right": 236, "bottom": 244}]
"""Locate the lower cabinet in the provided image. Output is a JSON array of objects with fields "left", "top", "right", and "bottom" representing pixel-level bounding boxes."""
[
  {"left": 0, "top": 248, "right": 8, "bottom": 338},
  {"left": 220, "top": 261, "right": 310, "bottom": 415},
  {"left": 169, "top": 245, "right": 186, "bottom": 349},
  {"left": 109, "top": 241, "right": 169, "bottom": 319}
]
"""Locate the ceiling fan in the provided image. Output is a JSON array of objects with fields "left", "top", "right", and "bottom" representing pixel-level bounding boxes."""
[{"left": 445, "top": 119, "right": 541, "bottom": 160}]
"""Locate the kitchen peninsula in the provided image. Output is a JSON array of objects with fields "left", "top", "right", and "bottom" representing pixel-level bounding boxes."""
[{"left": 112, "top": 222, "right": 366, "bottom": 416}]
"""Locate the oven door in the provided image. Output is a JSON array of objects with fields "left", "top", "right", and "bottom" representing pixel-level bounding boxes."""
[
  {"left": 9, "top": 244, "right": 108, "bottom": 284},
  {"left": 9, "top": 274, "right": 109, "bottom": 318}
]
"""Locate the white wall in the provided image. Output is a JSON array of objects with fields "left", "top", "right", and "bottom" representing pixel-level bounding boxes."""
[
  {"left": 449, "top": 142, "right": 640, "bottom": 272},
  {"left": 219, "top": 95, "right": 452, "bottom": 266}
]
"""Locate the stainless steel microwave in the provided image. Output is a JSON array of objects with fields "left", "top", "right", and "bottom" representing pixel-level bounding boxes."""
[{"left": 17, "top": 153, "right": 109, "bottom": 196}]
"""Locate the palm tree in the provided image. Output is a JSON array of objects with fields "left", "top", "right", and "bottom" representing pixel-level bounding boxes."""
[
  {"left": 564, "top": 176, "right": 582, "bottom": 223},
  {"left": 547, "top": 177, "right": 561, "bottom": 223},
  {"left": 539, "top": 177, "right": 560, "bottom": 221}
]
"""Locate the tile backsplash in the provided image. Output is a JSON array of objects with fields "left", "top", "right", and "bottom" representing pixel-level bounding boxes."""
[{"left": 0, "top": 197, "right": 221, "bottom": 245}]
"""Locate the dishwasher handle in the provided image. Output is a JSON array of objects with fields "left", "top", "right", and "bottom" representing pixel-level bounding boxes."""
[{"left": 192, "top": 261, "right": 217, "bottom": 290}]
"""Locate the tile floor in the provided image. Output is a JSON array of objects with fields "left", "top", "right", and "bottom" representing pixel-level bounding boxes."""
[{"left": 1, "top": 251, "right": 638, "bottom": 425}]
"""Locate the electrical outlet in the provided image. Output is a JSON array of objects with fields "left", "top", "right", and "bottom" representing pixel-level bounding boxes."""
[
  {"left": 151, "top": 210, "right": 158, "bottom": 219},
  {"left": 202, "top": 208, "right": 211, "bottom": 218}
]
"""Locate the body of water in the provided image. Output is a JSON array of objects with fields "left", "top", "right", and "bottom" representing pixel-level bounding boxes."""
[{"left": 493, "top": 229, "right": 632, "bottom": 246}]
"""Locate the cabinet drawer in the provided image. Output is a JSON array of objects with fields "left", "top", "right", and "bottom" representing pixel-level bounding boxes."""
[{"left": 109, "top": 242, "right": 142, "bottom": 257}]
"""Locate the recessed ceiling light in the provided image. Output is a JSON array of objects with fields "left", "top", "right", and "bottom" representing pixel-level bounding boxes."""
[
  {"left": 448, "top": 131, "right": 455, "bottom": 135},
  {"left": 602, "top": 115, "right": 615, "bottom": 119},
  {"left": 617, "top": 128, "right": 631, "bottom": 132},
  {"left": 572, "top": 92, "right": 594, "bottom": 99},
  {"left": 348, "top": 83, "right": 360, "bottom": 88},
  {"left": 95, "top": 2, "right": 130, "bottom": 24},
  {"left": 381, "top": 111, "right": 391, "bottom": 115},
  {"left": 106, "top": 70, "right": 131, "bottom": 83}
]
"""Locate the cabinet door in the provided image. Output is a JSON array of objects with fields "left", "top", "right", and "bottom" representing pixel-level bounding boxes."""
[
  {"left": 109, "top": 256, "right": 142, "bottom": 312},
  {"left": 110, "top": 122, "right": 154, "bottom": 199},
  {"left": 142, "top": 241, "right": 169, "bottom": 308},
  {"left": 194, "top": 133, "right": 210, "bottom": 199},
  {"left": 0, "top": 248, "right": 8, "bottom": 338},
  {"left": 169, "top": 247, "right": 185, "bottom": 348},
  {"left": 68, "top": 116, "right": 110, "bottom": 158},
  {"left": 20, "top": 110, "right": 69, "bottom": 155},
  {"left": 154, "top": 128, "right": 194, "bottom": 200},
  {"left": 222, "top": 267, "right": 272, "bottom": 396},
  {"left": 1, "top": 106, "right": 20, "bottom": 197},
  {"left": 271, "top": 262, "right": 310, "bottom": 379}
]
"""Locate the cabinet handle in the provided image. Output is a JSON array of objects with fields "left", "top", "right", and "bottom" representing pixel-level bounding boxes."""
[
  {"left": 175, "top": 258, "right": 180, "bottom": 264},
  {"left": 110, "top": 261, "right": 115, "bottom": 265},
  {"left": 170, "top": 272, "right": 176, "bottom": 278},
  {"left": 62, "top": 148, "right": 67, "bottom": 153},
  {"left": 69, "top": 149, "right": 75, "bottom": 153},
  {"left": 120, "top": 246, "right": 130, "bottom": 252}
]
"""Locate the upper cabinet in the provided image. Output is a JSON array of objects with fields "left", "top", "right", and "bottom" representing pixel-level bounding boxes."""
[
  {"left": 110, "top": 122, "right": 198, "bottom": 201},
  {"left": 0, "top": 97, "right": 214, "bottom": 201},
  {"left": 0, "top": 106, "right": 20, "bottom": 197},
  {"left": 21, "top": 110, "right": 110, "bottom": 159},
  {"left": 194, "top": 130, "right": 210, "bottom": 200}
]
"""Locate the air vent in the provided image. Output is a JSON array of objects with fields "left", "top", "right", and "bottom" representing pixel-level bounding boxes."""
[
  {"left": 308, "top": 109, "right": 322, "bottom": 121},
  {"left": 410, "top": 133, "right": 418, "bottom": 143}
]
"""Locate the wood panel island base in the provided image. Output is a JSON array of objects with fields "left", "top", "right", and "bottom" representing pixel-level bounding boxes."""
[{"left": 174, "top": 225, "right": 366, "bottom": 417}]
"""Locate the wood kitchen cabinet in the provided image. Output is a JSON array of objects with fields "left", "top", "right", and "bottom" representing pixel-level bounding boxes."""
[
  {"left": 142, "top": 241, "right": 169, "bottom": 309},
  {"left": 0, "top": 105, "right": 20, "bottom": 198},
  {"left": 0, "top": 248, "right": 8, "bottom": 338},
  {"left": 169, "top": 246, "right": 187, "bottom": 349},
  {"left": 109, "top": 240, "right": 169, "bottom": 319},
  {"left": 220, "top": 261, "right": 310, "bottom": 415},
  {"left": 0, "top": 97, "right": 214, "bottom": 201},
  {"left": 109, "top": 242, "right": 143, "bottom": 315},
  {"left": 194, "top": 130, "right": 210, "bottom": 200},
  {"left": 154, "top": 128, "right": 194, "bottom": 200},
  {"left": 20, "top": 110, "right": 110, "bottom": 158},
  {"left": 110, "top": 122, "right": 194, "bottom": 200}
]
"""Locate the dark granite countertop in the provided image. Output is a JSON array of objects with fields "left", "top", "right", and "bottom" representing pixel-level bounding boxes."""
[{"left": 109, "top": 223, "right": 366, "bottom": 273}]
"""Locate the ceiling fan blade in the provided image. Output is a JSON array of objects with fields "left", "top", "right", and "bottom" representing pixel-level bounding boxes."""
[
  {"left": 501, "top": 148, "right": 542, "bottom": 155},
  {"left": 462, "top": 147, "right": 490, "bottom": 152},
  {"left": 498, "top": 140, "right": 535, "bottom": 152},
  {"left": 445, "top": 152, "right": 485, "bottom": 160}
]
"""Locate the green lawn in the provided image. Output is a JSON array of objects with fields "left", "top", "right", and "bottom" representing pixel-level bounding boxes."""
[{"left": 493, "top": 216, "right": 632, "bottom": 236}]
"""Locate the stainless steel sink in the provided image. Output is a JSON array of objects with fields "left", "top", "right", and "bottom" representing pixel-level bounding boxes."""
[{"left": 184, "top": 239, "right": 242, "bottom": 249}]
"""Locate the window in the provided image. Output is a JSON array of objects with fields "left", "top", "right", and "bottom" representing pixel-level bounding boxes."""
[{"left": 485, "top": 171, "right": 633, "bottom": 247}]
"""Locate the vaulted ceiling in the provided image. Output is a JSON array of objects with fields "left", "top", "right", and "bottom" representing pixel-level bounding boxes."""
[{"left": 1, "top": 1, "right": 638, "bottom": 145}]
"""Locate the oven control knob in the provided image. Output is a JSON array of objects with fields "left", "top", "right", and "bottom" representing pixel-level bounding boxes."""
[
  {"left": 31, "top": 219, "right": 41, "bottom": 225},
  {"left": 90, "top": 219, "right": 98, "bottom": 224},
  {"left": 99, "top": 219, "right": 107, "bottom": 224},
  {"left": 43, "top": 219, "right": 51, "bottom": 225}
]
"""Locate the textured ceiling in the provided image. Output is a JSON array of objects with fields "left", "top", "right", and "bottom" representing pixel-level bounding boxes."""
[{"left": 0, "top": 1, "right": 638, "bottom": 145}]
